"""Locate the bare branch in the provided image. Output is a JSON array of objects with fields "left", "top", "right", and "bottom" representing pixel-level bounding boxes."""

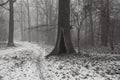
[
  {"left": 0, "top": 6, "right": 9, "bottom": 10},
  {"left": 0, "top": 0, "right": 9, "bottom": 6},
  {"left": 13, "top": 0, "right": 17, "bottom": 3}
]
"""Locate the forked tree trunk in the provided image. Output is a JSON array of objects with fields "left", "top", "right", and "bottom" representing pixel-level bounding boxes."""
[
  {"left": 8, "top": 0, "right": 14, "bottom": 46},
  {"left": 49, "top": 27, "right": 75, "bottom": 55},
  {"left": 46, "top": 0, "right": 75, "bottom": 57}
]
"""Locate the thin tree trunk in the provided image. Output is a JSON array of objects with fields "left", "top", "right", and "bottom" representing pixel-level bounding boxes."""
[
  {"left": 20, "top": 0, "right": 24, "bottom": 41},
  {"left": 109, "top": 26, "right": 114, "bottom": 51},
  {"left": 27, "top": 0, "right": 31, "bottom": 42},
  {"left": 77, "top": 29, "right": 80, "bottom": 53},
  {"left": 44, "top": 0, "right": 49, "bottom": 44},
  {"left": 36, "top": 0, "right": 39, "bottom": 42},
  {"left": 106, "top": 0, "right": 114, "bottom": 50},
  {"left": 89, "top": 0, "right": 94, "bottom": 46},
  {"left": 100, "top": 0, "right": 109, "bottom": 46},
  {"left": 23, "top": 11, "right": 26, "bottom": 40}
]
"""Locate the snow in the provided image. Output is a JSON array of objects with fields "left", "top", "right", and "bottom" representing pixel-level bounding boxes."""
[
  {"left": 0, "top": 41, "right": 44, "bottom": 80},
  {"left": 39, "top": 45, "right": 120, "bottom": 80},
  {"left": 0, "top": 41, "right": 120, "bottom": 80},
  {"left": 41, "top": 55, "right": 120, "bottom": 80}
]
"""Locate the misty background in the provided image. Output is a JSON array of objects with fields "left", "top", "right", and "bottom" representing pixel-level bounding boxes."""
[{"left": 0, "top": 0, "right": 120, "bottom": 49}]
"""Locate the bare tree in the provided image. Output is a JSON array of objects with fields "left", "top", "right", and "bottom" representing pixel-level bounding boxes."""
[
  {"left": 88, "top": 0, "right": 94, "bottom": 46},
  {"left": 19, "top": 0, "right": 25, "bottom": 41},
  {"left": 100, "top": 0, "right": 110, "bottom": 47},
  {"left": 71, "top": 0, "right": 89, "bottom": 53},
  {"left": 35, "top": 0, "right": 39, "bottom": 42},
  {"left": 23, "top": 0, "right": 31, "bottom": 42},
  {"left": 46, "top": 0, "right": 75, "bottom": 57},
  {"left": 0, "top": 0, "right": 17, "bottom": 46}
]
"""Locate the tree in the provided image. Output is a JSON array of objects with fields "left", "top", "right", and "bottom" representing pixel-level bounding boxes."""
[
  {"left": 100, "top": 0, "right": 110, "bottom": 47},
  {"left": 0, "top": 0, "right": 7, "bottom": 42},
  {"left": 0, "top": 0, "right": 16, "bottom": 46},
  {"left": 8, "top": 0, "right": 16, "bottom": 46},
  {"left": 0, "top": 15, "right": 7, "bottom": 41},
  {"left": 46, "top": 0, "right": 75, "bottom": 57},
  {"left": 23, "top": 0, "right": 31, "bottom": 42},
  {"left": 35, "top": 0, "right": 39, "bottom": 42},
  {"left": 20, "top": 0, "right": 25, "bottom": 41},
  {"left": 71, "top": 0, "right": 89, "bottom": 53},
  {"left": 40, "top": 0, "right": 57, "bottom": 45},
  {"left": 26, "top": 0, "right": 31, "bottom": 42},
  {"left": 88, "top": 0, "right": 94, "bottom": 46}
]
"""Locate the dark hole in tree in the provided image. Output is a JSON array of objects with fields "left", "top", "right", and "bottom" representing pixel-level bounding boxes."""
[{"left": 59, "top": 32, "right": 67, "bottom": 53}]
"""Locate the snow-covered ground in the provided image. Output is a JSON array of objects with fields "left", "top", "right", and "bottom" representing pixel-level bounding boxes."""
[
  {"left": 41, "top": 55, "right": 120, "bottom": 80},
  {"left": 0, "top": 41, "right": 120, "bottom": 80},
  {"left": 40, "top": 45, "right": 120, "bottom": 80},
  {"left": 0, "top": 41, "right": 45, "bottom": 80}
]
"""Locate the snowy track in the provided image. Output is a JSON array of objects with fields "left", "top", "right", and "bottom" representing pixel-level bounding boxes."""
[
  {"left": 0, "top": 42, "right": 45, "bottom": 80},
  {"left": 0, "top": 42, "right": 120, "bottom": 80}
]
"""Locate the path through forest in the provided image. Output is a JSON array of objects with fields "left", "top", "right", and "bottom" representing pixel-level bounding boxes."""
[{"left": 0, "top": 42, "right": 120, "bottom": 80}]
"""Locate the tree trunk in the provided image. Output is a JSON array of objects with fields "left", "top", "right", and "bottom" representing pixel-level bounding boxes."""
[
  {"left": 107, "top": 0, "right": 114, "bottom": 50},
  {"left": 20, "top": 0, "right": 24, "bottom": 41},
  {"left": 49, "top": 27, "right": 75, "bottom": 55},
  {"left": 35, "top": 0, "right": 39, "bottom": 42},
  {"left": 89, "top": 0, "right": 94, "bottom": 46},
  {"left": 100, "top": 0, "right": 110, "bottom": 47},
  {"left": 8, "top": 0, "right": 14, "bottom": 46},
  {"left": 23, "top": 11, "right": 26, "bottom": 41},
  {"left": 109, "top": 25, "right": 114, "bottom": 51},
  {"left": 46, "top": 0, "right": 75, "bottom": 57},
  {"left": 77, "top": 29, "right": 80, "bottom": 53},
  {"left": 27, "top": 0, "right": 31, "bottom": 42}
]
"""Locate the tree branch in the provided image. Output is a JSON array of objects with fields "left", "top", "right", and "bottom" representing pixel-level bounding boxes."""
[
  {"left": 0, "top": 0, "right": 9, "bottom": 6},
  {"left": 13, "top": 0, "right": 17, "bottom": 3},
  {"left": 0, "top": 6, "right": 9, "bottom": 10}
]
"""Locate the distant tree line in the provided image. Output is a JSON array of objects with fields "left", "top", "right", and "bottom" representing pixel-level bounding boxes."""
[{"left": 0, "top": 0, "right": 120, "bottom": 56}]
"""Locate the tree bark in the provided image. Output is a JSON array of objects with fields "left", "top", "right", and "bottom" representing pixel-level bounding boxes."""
[
  {"left": 77, "top": 29, "right": 80, "bottom": 53},
  {"left": 100, "top": 0, "right": 110, "bottom": 47},
  {"left": 8, "top": 0, "right": 14, "bottom": 46},
  {"left": 89, "top": 0, "right": 94, "bottom": 46},
  {"left": 46, "top": 0, "right": 75, "bottom": 57},
  {"left": 20, "top": 0, "right": 24, "bottom": 41},
  {"left": 26, "top": 0, "right": 31, "bottom": 42},
  {"left": 35, "top": 0, "right": 39, "bottom": 42}
]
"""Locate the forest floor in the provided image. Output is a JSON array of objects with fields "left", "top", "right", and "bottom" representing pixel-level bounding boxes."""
[{"left": 0, "top": 42, "right": 120, "bottom": 80}]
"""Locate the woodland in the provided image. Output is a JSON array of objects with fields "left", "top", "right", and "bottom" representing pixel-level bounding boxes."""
[{"left": 0, "top": 0, "right": 120, "bottom": 80}]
